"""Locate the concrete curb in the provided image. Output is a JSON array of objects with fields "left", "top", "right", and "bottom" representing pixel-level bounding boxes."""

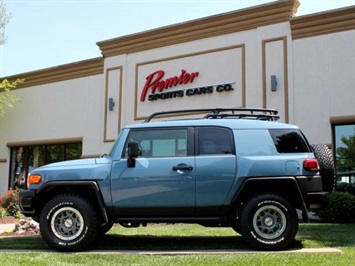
[
  {"left": 81, "top": 248, "right": 343, "bottom": 255},
  {"left": 0, "top": 248, "right": 343, "bottom": 254}
]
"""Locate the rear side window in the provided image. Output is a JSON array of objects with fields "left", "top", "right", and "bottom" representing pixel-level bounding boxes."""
[
  {"left": 197, "top": 127, "right": 234, "bottom": 155},
  {"left": 269, "top": 129, "right": 310, "bottom": 153}
]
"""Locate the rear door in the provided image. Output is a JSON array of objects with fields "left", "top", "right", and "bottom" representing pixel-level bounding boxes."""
[{"left": 194, "top": 127, "right": 237, "bottom": 214}]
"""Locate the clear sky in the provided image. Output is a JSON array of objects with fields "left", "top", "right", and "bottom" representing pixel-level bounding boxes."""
[{"left": 1, "top": 0, "right": 354, "bottom": 77}]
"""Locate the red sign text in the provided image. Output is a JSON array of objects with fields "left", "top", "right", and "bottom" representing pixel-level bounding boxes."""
[{"left": 140, "top": 69, "right": 199, "bottom": 102}]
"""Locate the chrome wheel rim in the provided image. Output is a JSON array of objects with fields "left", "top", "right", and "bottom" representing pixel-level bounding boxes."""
[
  {"left": 252, "top": 205, "right": 286, "bottom": 239},
  {"left": 50, "top": 207, "right": 84, "bottom": 241}
]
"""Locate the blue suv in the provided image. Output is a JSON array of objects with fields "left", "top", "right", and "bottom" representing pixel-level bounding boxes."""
[{"left": 19, "top": 108, "right": 334, "bottom": 251}]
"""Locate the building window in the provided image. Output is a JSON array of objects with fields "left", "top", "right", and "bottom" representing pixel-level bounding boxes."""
[
  {"left": 331, "top": 117, "right": 355, "bottom": 194},
  {"left": 9, "top": 143, "right": 82, "bottom": 189}
]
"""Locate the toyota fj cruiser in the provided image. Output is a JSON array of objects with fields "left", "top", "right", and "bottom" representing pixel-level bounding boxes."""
[{"left": 19, "top": 108, "right": 335, "bottom": 251}]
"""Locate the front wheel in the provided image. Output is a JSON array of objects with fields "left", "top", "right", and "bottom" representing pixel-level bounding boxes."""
[
  {"left": 39, "top": 194, "right": 98, "bottom": 251},
  {"left": 238, "top": 194, "right": 298, "bottom": 250}
]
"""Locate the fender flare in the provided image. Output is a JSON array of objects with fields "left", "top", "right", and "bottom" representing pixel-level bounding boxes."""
[
  {"left": 37, "top": 180, "right": 109, "bottom": 224},
  {"left": 232, "top": 176, "right": 309, "bottom": 222}
]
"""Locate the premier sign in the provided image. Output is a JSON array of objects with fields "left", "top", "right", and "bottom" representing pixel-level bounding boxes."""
[
  {"left": 140, "top": 69, "right": 199, "bottom": 101},
  {"left": 135, "top": 45, "right": 244, "bottom": 119},
  {"left": 140, "top": 69, "right": 234, "bottom": 102}
]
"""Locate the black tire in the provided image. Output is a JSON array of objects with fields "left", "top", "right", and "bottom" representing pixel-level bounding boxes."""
[
  {"left": 238, "top": 194, "right": 298, "bottom": 251},
  {"left": 311, "top": 144, "right": 336, "bottom": 193},
  {"left": 232, "top": 224, "right": 241, "bottom": 235},
  {"left": 39, "top": 194, "right": 98, "bottom": 251}
]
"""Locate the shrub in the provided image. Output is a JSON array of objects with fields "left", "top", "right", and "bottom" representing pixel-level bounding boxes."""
[
  {"left": 316, "top": 192, "right": 355, "bottom": 223},
  {"left": 0, "top": 188, "right": 20, "bottom": 217},
  {"left": 0, "top": 207, "right": 7, "bottom": 218}
]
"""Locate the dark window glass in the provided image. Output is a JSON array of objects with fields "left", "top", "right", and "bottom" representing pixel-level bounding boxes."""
[
  {"left": 46, "top": 145, "right": 64, "bottom": 164},
  {"left": 9, "top": 143, "right": 82, "bottom": 189},
  {"left": 334, "top": 124, "right": 355, "bottom": 193},
  {"left": 66, "top": 144, "right": 82, "bottom": 161},
  {"left": 269, "top": 129, "right": 310, "bottom": 153},
  {"left": 198, "top": 128, "right": 233, "bottom": 155}
]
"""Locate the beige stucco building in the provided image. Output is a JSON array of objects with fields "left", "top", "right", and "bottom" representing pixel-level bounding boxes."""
[{"left": 1, "top": 0, "right": 354, "bottom": 193}]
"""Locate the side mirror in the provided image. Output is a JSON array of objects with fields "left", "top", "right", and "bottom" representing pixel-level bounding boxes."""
[{"left": 127, "top": 141, "right": 139, "bottom": 168}]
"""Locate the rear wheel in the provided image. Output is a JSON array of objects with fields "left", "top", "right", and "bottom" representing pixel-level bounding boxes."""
[
  {"left": 39, "top": 194, "right": 98, "bottom": 251},
  {"left": 238, "top": 194, "right": 298, "bottom": 250}
]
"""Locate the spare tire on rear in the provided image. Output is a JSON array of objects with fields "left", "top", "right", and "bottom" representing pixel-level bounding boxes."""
[{"left": 311, "top": 144, "right": 336, "bottom": 193}]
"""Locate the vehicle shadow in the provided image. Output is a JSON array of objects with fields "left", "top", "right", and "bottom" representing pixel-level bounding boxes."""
[
  {"left": 90, "top": 234, "right": 303, "bottom": 251},
  {"left": 91, "top": 234, "right": 247, "bottom": 251}
]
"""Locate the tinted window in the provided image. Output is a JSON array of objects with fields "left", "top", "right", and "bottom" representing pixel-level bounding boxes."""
[
  {"left": 333, "top": 124, "right": 355, "bottom": 188},
  {"left": 125, "top": 128, "right": 188, "bottom": 158},
  {"left": 10, "top": 143, "right": 82, "bottom": 189},
  {"left": 334, "top": 124, "right": 355, "bottom": 173},
  {"left": 269, "top": 129, "right": 310, "bottom": 153},
  {"left": 198, "top": 128, "right": 233, "bottom": 155}
]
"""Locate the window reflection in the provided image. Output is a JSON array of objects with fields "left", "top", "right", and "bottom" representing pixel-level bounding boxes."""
[
  {"left": 334, "top": 124, "right": 355, "bottom": 194},
  {"left": 10, "top": 143, "right": 82, "bottom": 189},
  {"left": 125, "top": 129, "right": 187, "bottom": 158}
]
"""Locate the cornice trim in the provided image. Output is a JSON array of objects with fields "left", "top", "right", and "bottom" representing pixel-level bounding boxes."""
[
  {"left": 81, "top": 154, "right": 101, "bottom": 159},
  {"left": 6, "top": 137, "right": 83, "bottom": 148},
  {"left": 291, "top": 6, "right": 355, "bottom": 39},
  {"left": 330, "top": 115, "right": 355, "bottom": 125},
  {"left": 97, "top": 0, "right": 299, "bottom": 57},
  {"left": 2, "top": 57, "right": 103, "bottom": 90}
]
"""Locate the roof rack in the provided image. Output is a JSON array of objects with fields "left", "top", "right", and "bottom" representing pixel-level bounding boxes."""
[{"left": 144, "top": 108, "right": 279, "bottom": 122}]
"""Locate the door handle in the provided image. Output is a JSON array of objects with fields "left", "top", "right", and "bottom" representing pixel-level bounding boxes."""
[{"left": 172, "top": 163, "right": 193, "bottom": 171}]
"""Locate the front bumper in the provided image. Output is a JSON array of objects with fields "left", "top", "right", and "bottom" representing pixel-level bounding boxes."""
[{"left": 19, "top": 189, "right": 37, "bottom": 217}]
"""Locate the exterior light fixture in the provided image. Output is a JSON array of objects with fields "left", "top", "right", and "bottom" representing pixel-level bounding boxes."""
[
  {"left": 108, "top": 97, "right": 115, "bottom": 111},
  {"left": 271, "top": 75, "right": 277, "bottom": 92}
]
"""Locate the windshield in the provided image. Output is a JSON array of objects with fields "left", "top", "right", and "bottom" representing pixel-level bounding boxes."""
[{"left": 109, "top": 129, "right": 129, "bottom": 160}]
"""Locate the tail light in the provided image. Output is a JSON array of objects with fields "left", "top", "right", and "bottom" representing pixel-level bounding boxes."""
[{"left": 303, "top": 158, "right": 320, "bottom": 171}]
